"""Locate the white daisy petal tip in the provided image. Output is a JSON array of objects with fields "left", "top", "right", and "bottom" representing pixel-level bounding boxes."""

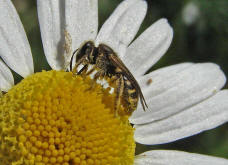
[
  {"left": 37, "top": 0, "right": 66, "bottom": 70},
  {"left": 134, "top": 90, "right": 228, "bottom": 145},
  {"left": 38, "top": 0, "right": 99, "bottom": 70},
  {"left": 157, "top": 18, "right": 173, "bottom": 29},
  {"left": 134, "top": 150, "right": 228, "bottom": 165},
  {"left": 130, "top": 62, "right": 226, "bottom": 125},
  {"left": 154, "top": 18, "right": 174, "bottom": 42},
  {"left": 0, "top": 0, "right": 34, "bottom": 77},
  {"left": 65, "top": 0, "right": 98, "bottom": 52},
  {"left": 95, "top": 0, "right": 148, "bottom": 57},
  {"left": 125, "top": 18, "right": 174, "bottom": 76}
]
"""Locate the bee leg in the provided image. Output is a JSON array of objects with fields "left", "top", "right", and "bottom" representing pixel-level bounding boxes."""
[
  {"left": 114, "top": 75, "right": 124, "bottom": 116},
  {"left": 92, "top": 71, "right": 105, "bottom": 87},
  {"left": 94, "top": 71, "right": 104, "bottom": 80},
  {"left": 86, "top": 65, "right": 97, "bottom": 76},
  {"left": 108, "top": 75, "right": 119, "bottom": 87},
  {"left": 85, "top": 70, "right": 105, "bottom": 91},
  {"left": 72, "top": 57, "right": 88, "bottom": 74},
  {"left": 78, "top": 64, "right": 98, "bottom": 78},
  {"left": 76, "top": 64, "right": 89, "bottom": 79}
]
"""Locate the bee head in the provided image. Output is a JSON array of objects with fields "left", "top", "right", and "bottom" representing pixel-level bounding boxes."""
[{"left": 76, "top": 41, "right": 95, "bottom": 62}]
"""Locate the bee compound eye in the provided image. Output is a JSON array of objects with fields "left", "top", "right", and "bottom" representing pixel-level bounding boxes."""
[
  {"left": 86, "top": 42, "right": 92, "bottom": 47},
  {"left": 84, "top": 42, "right": 94, "bottom": 53},
  {"left": 85, "top": 41, "right": 94, "bottom": 49}
]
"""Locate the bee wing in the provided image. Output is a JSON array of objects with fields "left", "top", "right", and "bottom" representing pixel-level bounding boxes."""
[{"left": 109, "top": 54, "right": 148, "bottom": 111}]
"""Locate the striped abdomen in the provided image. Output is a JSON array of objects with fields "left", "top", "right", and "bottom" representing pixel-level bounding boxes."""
[{"left": 122, "top": 79, "right": 139, "bottom": 114}]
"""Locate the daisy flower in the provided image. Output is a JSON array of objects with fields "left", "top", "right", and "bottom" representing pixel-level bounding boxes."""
[{"left": 0, "top": 0, "right": 228, "bottom": 164}]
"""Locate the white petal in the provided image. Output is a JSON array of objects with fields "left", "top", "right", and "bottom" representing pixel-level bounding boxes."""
[
  {"left": 134, "top": 150, "right": 228, "bottom": 165},
  {"left": 124, "top": 19, "right": 173, "bottom": 76},
  {"left": 0, "top": 0, "right": 34, "bottom": 77},
  {"left": 95, "top": 0, "right": 147, "bottom": 57},
  {"left": 130, "top": 63, "right": 226, "bottom": 124},
  {"left": 65, "top": 0, "right": 98, "bottom": 52},
  {"left": 134, "top": 90, "right": 228, "bottom": 145},
  {"left": 0, "top": 60, "right": 14, "bottom": 91},
  {"left": 37, "top": 0, "right": 65, "bottom": 70}
]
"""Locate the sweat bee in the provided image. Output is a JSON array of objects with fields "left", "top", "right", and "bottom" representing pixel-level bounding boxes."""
[{"left": 70, "top": 41, "right": 148, "bottom": 115}]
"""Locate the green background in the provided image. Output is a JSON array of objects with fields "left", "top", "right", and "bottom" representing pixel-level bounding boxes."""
[{"left": 12, "top": 0, "right": 228, "bottom": 159}]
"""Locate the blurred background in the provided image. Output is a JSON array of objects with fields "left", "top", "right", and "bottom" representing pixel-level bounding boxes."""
[{"left": 12, "top": 0, "right": 228, "bottom": 159}]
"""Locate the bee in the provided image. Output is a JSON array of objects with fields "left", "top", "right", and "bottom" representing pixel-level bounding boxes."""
[{"left": 70, "top": 41, "right": 148, "bottom": 115}]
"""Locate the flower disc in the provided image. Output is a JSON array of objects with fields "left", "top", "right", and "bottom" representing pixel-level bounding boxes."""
[{"left": 0, "top": 70, "right": 135, "bottom": 165}]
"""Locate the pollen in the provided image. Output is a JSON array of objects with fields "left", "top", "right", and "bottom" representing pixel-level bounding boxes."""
[{"left": 0, "top": 70, "right": 135, "bottom": 165}]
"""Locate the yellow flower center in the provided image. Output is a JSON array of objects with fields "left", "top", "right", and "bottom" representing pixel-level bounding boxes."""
[{"left": 0, "top": 70, "right": 135, "bottom": 165}]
